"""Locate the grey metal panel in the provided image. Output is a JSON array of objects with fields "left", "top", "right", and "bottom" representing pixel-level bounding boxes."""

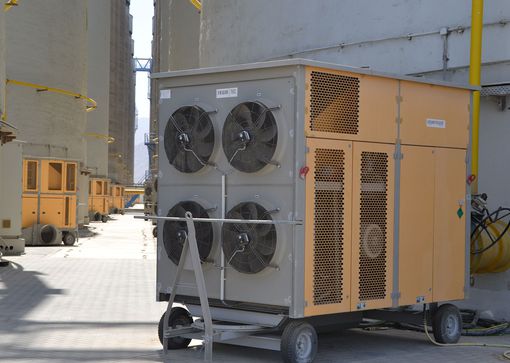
[
  {"left": 291, "top": 65, "right": 307, "bottom": 319},
  {"left": 392, "top": 82, "right": 402, "bottom": 307},
  {"left": 187, "top": 304, "right": 286, "bottom": 327},
  {"left": 153, "top": 59, "right": 477, "bottom": 90}
]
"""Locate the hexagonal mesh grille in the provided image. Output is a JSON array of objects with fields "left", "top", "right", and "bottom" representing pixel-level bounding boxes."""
[
  {"left": 359, "top": 152, "right": 388, "bottom": 301},
  {"left": 313, "top": 148, "right": 345, "bottom": 305},
  {"left": 309, "top": 71, "right": 360, "bottom": 134}
]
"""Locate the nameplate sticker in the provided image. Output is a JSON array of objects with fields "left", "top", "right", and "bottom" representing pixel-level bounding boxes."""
[
  {"left": 216, "top": 87, "right": 238, "bottom": 98},
  {"left": 426, "top": 118, "right": 446, "bottom": 129},
  {"left": 160, "top": 89, "right": 172, "bottom": 100}
]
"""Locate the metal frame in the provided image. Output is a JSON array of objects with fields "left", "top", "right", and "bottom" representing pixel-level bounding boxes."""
[{"left": 137, "top": 213, "right": 301, "bottom": 362}]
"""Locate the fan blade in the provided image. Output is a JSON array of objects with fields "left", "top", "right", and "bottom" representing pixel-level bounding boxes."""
[
  {"left": 248, "top": 253, "right": 264, "bottom": 273},
  {"left": 194, "top": 139, "right": 214, "bottom": 158},
  {"left": 173, "top": 204, "right": 187, "bottom": 218},
  {"left": 253, "top": 109, "right": 268, "bottom": 130},
  {"left": 255, "top": 237, "right": 276, "bottom": 256},
  {"left": 174, "top": 112, "right": 189, "bottom": 132},
  {"left": 257, "top": 125, "right": 278, "bottom": 143},
  {"left": 245, "top": 203, "right": 259, "bottom": 220}
]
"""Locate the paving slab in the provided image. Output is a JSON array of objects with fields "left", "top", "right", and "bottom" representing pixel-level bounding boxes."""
[{"left": 0, "top": 214, "right": 508, "bottom": 362}]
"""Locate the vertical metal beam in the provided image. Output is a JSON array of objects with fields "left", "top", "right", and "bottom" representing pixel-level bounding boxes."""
[
  {"left": 392, "top": 81, "right": 402, "bottom": 307},
  {"left": 185, "top": 212, "right": 213, "bottom": 362},
  {"left": 469, "top": 0, "right": 484, "bottom": 192}
]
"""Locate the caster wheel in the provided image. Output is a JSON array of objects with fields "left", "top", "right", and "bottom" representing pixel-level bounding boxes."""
[
  {"left": 94, "top": 212, "right": 102, "bottom": 222},
  {"left": 281, "top": 320, "right": 318, "bottom": 363},
  {"left": 432, "top": 304, "right": 462, "bottom": 344},
  {"left": 153, "top": 226, "right": 157, "bottom": 238},
  {"left": 101, "top": 215, "right": 108, "bottom": 223},
  {"left": 62, "top": 232, "right": 76, "bottom": 246},
  {"left": 120, "top": 210, "right": 125, "bottom": 215},
  {"left": 158, "top": 307, "right": 193, "bottom": 350}
]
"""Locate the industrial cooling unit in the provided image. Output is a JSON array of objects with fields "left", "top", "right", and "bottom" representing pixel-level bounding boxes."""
[{"left": 153, "top": 59, "right": 473, "bottom": 362}]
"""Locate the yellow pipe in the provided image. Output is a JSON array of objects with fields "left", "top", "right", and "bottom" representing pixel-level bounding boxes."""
[
  {"left": 189, "top": 0, "right": 201, "bottom": 11},
  {"left": 3, "top": 79, "right": 97, "bottom": 121},
  {"left": 469, "top": 0, "right": 484, "bottom": 193},
  {"left": 4, "top": 0, "right": 18, "bottom": 12},
  {"left": 83, "top": 132, "right": 115, "bottom": 144}
]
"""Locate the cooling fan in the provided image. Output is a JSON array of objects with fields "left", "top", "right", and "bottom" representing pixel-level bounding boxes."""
[
  {"left": 222, "top": 102, "right": 278, "bottom": 173},
  {"left": 222, "top": 202, "right": 277, "bottom": 274},
  {"left": 164, "top": 106, "right": 215, "bottom": 173},
  {"left": 163, "top": 201, "right": 214, "bottom": 265}
]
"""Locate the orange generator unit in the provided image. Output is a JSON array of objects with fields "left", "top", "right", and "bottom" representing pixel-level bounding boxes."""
[
  {"left": 88, "top": 177, "right": 110, "bottom": 223},
  {"left": 153, "top": 60, "right": 474, "bottom": 362},
  {"left": 22, "top": 158, "right": 78, "bottom": 246},
  {"left": 109, "top": 184, "right": 125, "bottom": 214}
]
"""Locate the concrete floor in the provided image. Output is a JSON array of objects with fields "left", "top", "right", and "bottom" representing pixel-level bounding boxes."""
[{"left": 1, "top": 213, "right": 509, "bottom": 363}]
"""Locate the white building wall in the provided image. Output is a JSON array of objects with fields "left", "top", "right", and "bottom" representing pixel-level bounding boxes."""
[{"left": 5, "top": 0, "right": 89, "bottom": 224}]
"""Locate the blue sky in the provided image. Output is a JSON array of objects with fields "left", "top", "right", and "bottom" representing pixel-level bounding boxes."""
[{"left": 131, "top": 0, "right": 153, "bottom": 120}]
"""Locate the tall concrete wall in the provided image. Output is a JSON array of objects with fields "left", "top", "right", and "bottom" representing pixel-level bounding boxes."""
[
  {"left": 159, "top": 0, "right": 200, "bottom": 72},
  {"left": 5, "top": 0, "right": 89, "bottom": 225},
  {"left": 109, "top": 1, "right": 135, "bottom": 185},
  {"left": 87, "top": 0, "right": 112, "bottom": 178},
  {"left": 0, "top": 9, "right": 4, "bottom": 118}
]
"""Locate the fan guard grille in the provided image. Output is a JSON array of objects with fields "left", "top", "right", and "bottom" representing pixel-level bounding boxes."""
[
  {"left": 222, "top": 102, "right": 278, "bottom": 173},
  {"left": 222, "top": 202, "right": 277, "bottom": 274},
  {"left": 164, "top": 106, "right": 215, "bottom": 173},
  {"left": 162, "top": 201, "right": 214, "bottom": 265}
]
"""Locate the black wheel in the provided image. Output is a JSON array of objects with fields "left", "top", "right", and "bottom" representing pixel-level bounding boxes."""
[
  {"left": 94, "top": 212, "right": 102, "bottom": 222},
  {"left": 281, "top": 320, "right": 318, "bottom": 363},
  {"left": 153, "top": 226, "right": 158, "bottom": 238},
  {"left": 113, "top": 208, "right": 119, "bottom": 214},
  {"left": 120, "top": 210, "right": 125, "bottom": 215},
  {"left": 158, "top": 307, "right": 193, "bottom": 350},
  {"left": 101, "top": 215, "right": 108, "bottom": 223},
  {"left": 432, "top": 304, "right": 462, "bottom": 344},
  {"left": 63, "top": 232, "right": 76, "bottom": 246}
]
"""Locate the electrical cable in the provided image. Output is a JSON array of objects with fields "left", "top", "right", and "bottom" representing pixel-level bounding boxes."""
[
  {"left": 422, "top": 306, "right": 510, "bottom": 360},
  {"left": 471, "top": 205, "right": 510, "bottom": 255}
]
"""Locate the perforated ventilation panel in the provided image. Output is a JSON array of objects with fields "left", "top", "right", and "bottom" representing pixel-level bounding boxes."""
[
  {"left": 313, "top": 148, "right": 345, "bottom": 305},
  {"left": 359, "top": 152, "right": 388, "bottom": 301},
  {"left": 309, "top": 71, "right": 360, "bottom": 135}
]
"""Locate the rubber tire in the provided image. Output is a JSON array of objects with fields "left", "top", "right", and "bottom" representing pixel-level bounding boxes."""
[
  {"left": 63, "top": 232, "right": 76, "bottom": 246},
  {"left": 158, "top": 307, "right": 193, "bottom": 350},
  {"left": 94, "top": 212, "right": 102, "bottom": 222},
  {"left": 432, "top": 304, "right": 462, "bottom": 344},
  {"left": 101, "top": 215, "right": 108, "bottom": 223},
  {"left": 153, "top": 226, "right": 157, "bottom": 238},
  {"left": 281, "top": 320, "right": 318, "bottom": 363}
]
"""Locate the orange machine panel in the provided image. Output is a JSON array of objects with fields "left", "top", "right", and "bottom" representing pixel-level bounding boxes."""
[
  {"left": 41, "top": 160, "right": 64, "bottom": 194},
  {"left": 39, "top": 196, "right": 64, "bottom": 228},
  {"left": 304, "top": 66, "right": 397, "bottom": 144},
  {"left": 400, "top": 81, "right": 470, "bottom": 149},
  {"left": 304, "top": 138, "right": 352, "bottom": 316},
  {"left": 399, "top": 146, "right": 434, "bottom": 306},
  {"left": 23, "top": 160, "right": 39, "bottom": 193},
  {"left": 433, "top": 148, "right": 467, "bottom": 302},
  {"left": 351, "top": 142, "right": 394, "bottom": 311},
  {"left": 65, "top": 162, "right": 78, "bottom": 192},
  {"left": 22, "top": 195, "right": 38, "bottom": 228},
  {"left": 63, "top": 196, "right": 77, "bottom": 228}
]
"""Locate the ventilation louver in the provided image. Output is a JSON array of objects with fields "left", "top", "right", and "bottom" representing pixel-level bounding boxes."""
[
  {"left": 163, "top": 201, "right": 214, "bottom": 265},
  {"left": 164, "top": 106, "right": 215, "bottom": 173},
  {"left": 222, "top": 202, "right": 277, "bottom": 274},
  {"left": 222, "top": 102, "right": 278, "bottom": 173}
]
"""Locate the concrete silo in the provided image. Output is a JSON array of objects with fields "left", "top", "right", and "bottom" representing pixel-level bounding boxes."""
[
  {"left": 0, "top": 5, "right": 24, "bottom": 254},
  {"left": 5, "top": 0, "right": 89, "bottom": 228}
]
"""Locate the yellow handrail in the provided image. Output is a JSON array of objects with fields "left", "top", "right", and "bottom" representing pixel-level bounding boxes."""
[
  {"left": 83, "top": 132, "right": 115, "bottom": 144},
  {"left": 189, "top": 0, "right": 201, "bottom": 11},
  {"left": 4, "top": 0, "right": 18, "bottom": 12},
  {"left": 469, "top": 0, "right": 484, "bottom": 192},
  {"left": 2, "top": 79, "right": 97, "bottom": 121}
]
